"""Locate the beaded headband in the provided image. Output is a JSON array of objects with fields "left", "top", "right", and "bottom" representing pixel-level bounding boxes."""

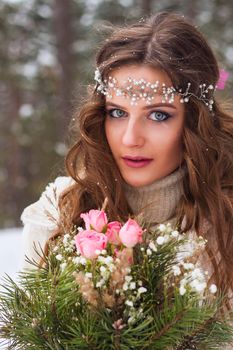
[{"left": 94, "top": 68, "right": 215, "bottom": 111}]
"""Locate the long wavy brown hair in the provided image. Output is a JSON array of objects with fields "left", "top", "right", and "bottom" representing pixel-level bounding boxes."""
[{"left": 43, "top": 12, "right": 233, "bottom": 303}]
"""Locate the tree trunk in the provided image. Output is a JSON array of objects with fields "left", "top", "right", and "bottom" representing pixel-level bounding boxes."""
[{"left": 53, "top": 0, "right": 75, "bottom": 142}]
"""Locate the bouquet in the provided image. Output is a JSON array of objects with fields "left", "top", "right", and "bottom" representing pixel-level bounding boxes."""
[{"left": 0, "top": 208, "right": 233, "bottom": 349}]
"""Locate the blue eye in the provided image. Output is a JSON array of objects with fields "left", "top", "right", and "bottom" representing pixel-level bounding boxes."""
[
  {"left": 107, "top": 108, "right": 126, "bottom": 118},
  {"left": 149, "top": 111, "right": 171, "bottom": 122}
]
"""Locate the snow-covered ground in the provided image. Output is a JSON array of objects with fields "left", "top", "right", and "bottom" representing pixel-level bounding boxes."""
[
  {"left": 0, "top": 227, "right": 22, "bottom": 286},
  {"left": 0, "top": 228, "right": 22, "bottom": 349}
]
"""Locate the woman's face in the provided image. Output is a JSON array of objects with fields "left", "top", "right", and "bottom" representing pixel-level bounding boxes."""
[{"left": 104, "top": 64, "right": 185, "bottom": 187}]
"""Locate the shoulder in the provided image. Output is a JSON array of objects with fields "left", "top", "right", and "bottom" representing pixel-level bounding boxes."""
[{"left": 20, "top": 176, "right": 75, "bottom": 230}]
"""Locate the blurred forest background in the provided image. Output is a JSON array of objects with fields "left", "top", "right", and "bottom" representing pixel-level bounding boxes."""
[{"left": 0, "top": 0, "right": 233, "bottom": 229}]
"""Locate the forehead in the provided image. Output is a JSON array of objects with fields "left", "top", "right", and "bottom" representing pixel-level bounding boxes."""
[{"left": 109, "top": 64, "right": 172, "bottom": 86}]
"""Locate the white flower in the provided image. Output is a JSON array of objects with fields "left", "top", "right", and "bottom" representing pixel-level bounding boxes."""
[
  {"left": 125, "top": 275, "right": 133, "bottom": 282},
  {"left": 183, "top": 263, "right": 194, "bottom": 270},
  {"left": 85, "top": 272, "right": 92, "bottom": 279},
  {"left": 191, "top": 268, "right": 204, "bottom": 280},
  {"left": 209, "top": 284, "right": 217, "bottom": 294},
  {"left": 125, "top": 300, "right": 134, "bottom": 307},
  {"left": 96, "top": 279, "right": 105, "bottom": 288},
  {"left": 100, "top": 266, "right": 106, "bottom": 273},
  {"left": 171, "top": 230, "right": 179, "bottom": 238},
  {"left": 129, "top": 282, "right": 136, "bottom": 290},
  {"left": 146, "top": 248, "right": 152, "bottom": 256},
  {"left": 60, "top": 262, "right": 67, "bottom": 271},
  {"left": 123, "top": 283, "right": 128, "bottom": 291},
  {"left": 172, "top": 265, "right": 181, "bottom": 276},
  {"left": 138, "top": 287, "right": 147, "bottom": 294},
  {"left": 101, "top": 249, "right": 107, "bottom": 255},
  {"left": 95, "top": 249, "right": 101, "bottom": 255},
  {"left": 55, "top": 254, "right": 63, "bottom": 261},
  {"left": 156, "top": 236, "right": 165, "bottom": 245},
  {"left": 190, "top": 279, "right": 207, "bottom": 292},
  {"left": 179, "top": 285, "right": 186, "bottom": 295},
  {"left": 159, "top": 224, "right": 166, "bottom": 232},
  {"left": 149, "top": 241, "right": 157, "bottom": 252},
  {"left": 79, "top": 257, "right": 87, "bottom": 265},
  {"left": 105, "top": 256, "right": 113, "bottom": 264}
]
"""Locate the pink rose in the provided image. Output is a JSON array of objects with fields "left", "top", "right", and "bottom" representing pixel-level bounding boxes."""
[
  {"left": 119, "top": 219, "right": 143, "bottom": 248},
  {"left": 106, "top": 221, "right": 122, "bottom": 245},
  {"left": 80, "top": 209, "right": 108, "bottom": 232},
  {"left": 75, "top": 230, "right": 108, "bottom": 259}
]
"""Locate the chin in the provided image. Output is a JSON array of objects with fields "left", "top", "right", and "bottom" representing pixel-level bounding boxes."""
[{"left": 123, "top": 176, "right": 154, "bottom": 188}]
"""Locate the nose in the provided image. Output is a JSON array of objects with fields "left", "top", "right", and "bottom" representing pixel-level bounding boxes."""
[{"left": 122, "top": 118, "right": 145, "bottom": 147}]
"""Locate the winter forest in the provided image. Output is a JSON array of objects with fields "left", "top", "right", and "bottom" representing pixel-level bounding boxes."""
[{"left": 1, "top": 0, "right": 233, "bottom": 229}]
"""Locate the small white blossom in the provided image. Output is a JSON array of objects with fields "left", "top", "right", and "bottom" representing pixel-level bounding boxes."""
[
  {"left": 125, "top": 275, "right": 133, "bottom": 282},
  {"left": 55, "top": 254, "right": 63, "bottom": 261},
  {"left": 101, "top": 249, "right": 107, "bottom": 255},
  {"left": 172, "top": 265, "right": 181, "bottom": 276},
  {"left": 138, "top": 280, "right": 143, "bottom": 286},
  {"left": 79, "top": 257, "right": 87, "bottom": 265},
  {"left": 191, "top": 268, "right": 204, "bottom": 280},
  {"left": 209, "top": 284, "right": 217, "bottom": 294},
  {"left": 183, "top": 263, "right": 194, "bottom": 270},
  {"left": 149, "top": 241, "right": 157, "bottom": 252},
  {"left": 179, "top": 285, "right": 186, "bottom": 295},
  {"left": 100, "top": 266, "right": 106, "bottom": 273},
  {"left": 171, "top": 230, "right": 179, "bottom": 238},
  {"left": 159, "top": 224, "right": 166, "bottom": 232},
  {"left": 95, "top": 249, "right": 101, "bottom": 255},
  {"left": 129, "top": 282, "right": 136, "bottom": 290},
  {"left": 146, "top": 248, "right": 152, "bottom": 256},
  {"left": 156, "top": 236, "right": 165, "bottom": 245},
  {"left": 60, "top": 262, "right": 67, "bottom": 271},
  {"left": 123, "top": 283, "right": 128, "bottom": 291},
  {"left": 125, "top": 300, "right": 134, "bottom": 307},
  {"left": 105, "top": 256, "right": 113, "bottom": 264},
  {"left": 138, "top": 287, "right": 147, "bottom": 294},
  {"left": 96, "top": 279, "right": 105, "bottom": 288},
  {"left": 85, "top": 272, "right": 92, "bottom": 279}
]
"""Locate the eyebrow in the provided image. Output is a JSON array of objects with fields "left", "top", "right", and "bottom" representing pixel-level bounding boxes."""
[{"left": 105, "top": 101, "right": 177, "bottom": 110}]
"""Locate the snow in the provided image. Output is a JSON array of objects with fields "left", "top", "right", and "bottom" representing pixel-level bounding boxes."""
[
  {"left": 0, "top": 227, "right": 22, "bottom": 286},
  {"left": 0, "top": 228, "right": 22, "bottom": 349}
]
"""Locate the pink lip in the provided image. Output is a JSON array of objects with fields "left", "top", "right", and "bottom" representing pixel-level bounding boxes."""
[{"left": 122, "top": 156, "right": 153, "bottom": 168}]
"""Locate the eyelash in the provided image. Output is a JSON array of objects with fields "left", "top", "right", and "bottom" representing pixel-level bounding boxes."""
[{"left": 106, "top": 108, "right": 172, "bottom": 122}]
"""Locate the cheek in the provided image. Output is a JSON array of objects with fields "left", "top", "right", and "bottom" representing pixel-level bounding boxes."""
[
  {"left": 151, "top": 127, "right": 183, "bottom": 157},
  {"left": 104, "top": 119, "right": 118, "bottom": 153}
]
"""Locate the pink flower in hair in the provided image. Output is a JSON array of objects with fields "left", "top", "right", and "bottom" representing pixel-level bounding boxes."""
[{"left": 216, "top": 69, "right": 229, "bottom": 90}]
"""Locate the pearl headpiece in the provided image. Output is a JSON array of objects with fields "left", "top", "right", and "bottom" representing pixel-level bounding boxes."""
[{"left": 94, "top": 68, "right": 215, "bottom": 111}]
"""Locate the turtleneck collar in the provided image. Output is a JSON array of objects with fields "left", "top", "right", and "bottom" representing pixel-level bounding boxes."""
[{"left": 123, "top": 164, "right": 187, "bottom": 226}]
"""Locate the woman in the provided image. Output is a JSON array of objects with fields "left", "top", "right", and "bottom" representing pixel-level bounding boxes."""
[{"left": 20, "top": 12, "right": 233, "bottom": 310}]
